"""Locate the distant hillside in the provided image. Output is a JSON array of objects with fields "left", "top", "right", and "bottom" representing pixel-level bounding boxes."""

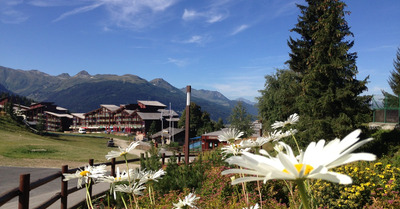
[
  {"left": 178, "top": 86, "right": 258, "bottom": 116},
  {"left": 0, "top": 83, "right": 11, "bottom": 94},
  {"left": 0, "top": 66, "right": 258, "bottom": 121},
  {"left": 235, "top": 97, "right": 257, "bottom": 106}
]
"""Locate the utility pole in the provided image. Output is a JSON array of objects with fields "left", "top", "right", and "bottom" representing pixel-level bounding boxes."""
[
  {"left": 161, "top": 111, "right": 164, "bottom": 145},
  {"left": 185, "top": 85, "right": 191, "bottom": 164},
  {"left": 169, "top": 102, "right": 172, "bottom": 143}
]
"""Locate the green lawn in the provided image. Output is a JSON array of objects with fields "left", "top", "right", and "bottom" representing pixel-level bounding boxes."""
[{"left": 0, "top": 116, "right": 137, "bottom": 166}]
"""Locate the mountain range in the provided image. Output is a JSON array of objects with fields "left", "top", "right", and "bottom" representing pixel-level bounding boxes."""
[{"left": 0, "top": 66, "right": 258, "bottom": 121}]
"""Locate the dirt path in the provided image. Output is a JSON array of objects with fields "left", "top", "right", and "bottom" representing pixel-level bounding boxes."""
[
  {"left": 109, "top": 138, "right": 152, "bottom": 169},
  {"left": 112, "top": 138, "right": 150, "bottom": 157}
]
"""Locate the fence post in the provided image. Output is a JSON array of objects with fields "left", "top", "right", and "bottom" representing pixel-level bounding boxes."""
[
  {"left": 162, "top": 153, "right": 165, "bottom": 166},
  {"left": 178, "top": 152, "right": 181, "bottom": 164},
  {"left": 19, "top": 174, "right": 30, "bottom": 209},
  {"left": 111, "top": 158, "right": 116, "bottom": 177},
  {"left": 88, "top": 159, "right": 94, "bottom": 198},
  {"left": 61, "top": 165, "right": 68, "bottom": 209}
]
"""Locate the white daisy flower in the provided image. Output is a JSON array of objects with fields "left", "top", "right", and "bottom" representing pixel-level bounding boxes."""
[
  {"left": 173, "top": 193, "right": 200, "bottom": 209},
  {"left": 99, "top": 167, "right": 132, "bottom": 183},
  {"left": 141, "top": 169, "right": 166, "bottom": 183},
  {"left": 114, "top": 182, "right": 146, "bottom": 196},
  {"left": 105, "top": 141, "right": 140, "bottom": 160},
  {"left": 271, "top": 113, "right": 299, "bottom": 129},
  {"left": 268, "top": 130, "right": 285, "bottom": 141},
  {"left": 274, "top": 144, "right": 284, "bottom": 152},
  {"left": 218, "top": 128, "right": 244, "bottom": 143},
  {"left": 240, "top": 137, "right": 271, "bottom": 149},
  {"left": 221, "top": 142, "right": 251, "bottom": 156},
  {"left": 268, "top": 129, "right": 297, "bottom": 142},
  {"left": 222, "top": 129, "right": 376, "bottom": 185},
  {"left": 63, "top": 165, "right": 107, "bottom": 188},
  {"left": 98, "top": 167, "right": 134, "bottom": 199},
  {"left": 254, "top": 136, "right": 272, "bottom": 147},
  {"left": 243, "top": 203, "right": 259, "bottom": 209}
]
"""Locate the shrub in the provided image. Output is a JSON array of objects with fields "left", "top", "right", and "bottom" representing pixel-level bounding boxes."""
[
  {"left": 311, "top": 159, "right": 400, "bottom": 208},
  {"left": 359, "top": 128, "right": 400, "bottom": 157}
]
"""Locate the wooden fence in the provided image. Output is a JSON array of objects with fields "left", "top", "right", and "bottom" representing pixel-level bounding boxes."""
[{"left": 0, "top": 152, "right": 194, "bottom": 209}]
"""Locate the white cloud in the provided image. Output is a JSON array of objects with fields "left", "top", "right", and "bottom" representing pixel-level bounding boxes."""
[
  {"left": 207, "top": 13, "right": 224, "bottom": 23},
  {"left": 182, "top": 8, "right": 227, "bottom": 23},
  {"left": 167, "top": 58, "right": 188, "bottom": 67},
  {"left": 182, "top": 9, "right": 199, "bottom": 21},
  {"left": 185, "top": 35, "right": 203, "bottom": 44},
  {"left": 53, "top": 2, "right": 104, "bottom": 22},
  {"left": 231, "top": 24, "right": 249, "bottom": 35},
  {"left": 3, "top": 0, "right": 23, "bottom": 6},
  {"left": 272, "top": 0, "right": 298, "bottom": 18},
  {"left": 53, "top": 0, "right": 178, "bottom": 29},
  {"left": 180, "top": 35, "right": 210, "bottom": 45},
  {"left": 0, "top": 0, "right": 29, "bottom": 24},
  {"left": 28, "top": 0, "right": 79, "bottom": 7},
  {"left": 364, "top": 45, "right": 398, "bottom": 52},
  {"left": 368, "top": 85, "right": 389, "bottom": 95}
]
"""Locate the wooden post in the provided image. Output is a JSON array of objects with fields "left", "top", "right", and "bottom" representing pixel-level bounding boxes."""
[
  {"left": 162, "top": 153, "right": 165, "bottom": 166},
  {"left": 19, "top": 174, "right": 30, "bottom": 209},
  {"left": 140, "top": 153, "right": 145, "bottom": 169},
  {"left": 111, "top": 158, "right": 116, "bottom": 177},
  {"left": 88, "top": 159, "right": 94, "bottom": 198},
  {"left": 185, "top": 85, "right": 191, "bottom": 164},
  {"left": 61, "top": 165, "right": 68, "bottom": 209}
]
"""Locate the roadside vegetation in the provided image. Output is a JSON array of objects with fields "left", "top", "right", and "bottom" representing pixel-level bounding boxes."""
[{"left": 85, "top": 120, "right": 400, "bottom": 209}]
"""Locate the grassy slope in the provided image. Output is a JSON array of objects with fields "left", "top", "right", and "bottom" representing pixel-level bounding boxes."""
[{"left": 0, "top": 115, "right": 136, "bottom": 168}]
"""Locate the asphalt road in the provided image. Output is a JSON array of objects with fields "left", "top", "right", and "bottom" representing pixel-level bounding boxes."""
[{"left": 0, "top": 166, "right": 110, "bottom": 209}]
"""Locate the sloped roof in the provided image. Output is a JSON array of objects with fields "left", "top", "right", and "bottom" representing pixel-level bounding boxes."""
[
  {"left": 124, "top": 110, "right": 135, "bottom": 115},
  {"left": 71, "top": 113, "right": 85, "bottom": 119},
  {"left": 45, "top": 111, "right": 73, "bottom": 118},
  {"left": 137, "top": 112, "right": 161, "bottom": 120},
  {"left": 56, "top": 106, "right": 68, "bottom": 111},
  {"left": 101, "top": 104, "right": 120, "bottom": 112},
  {"left": 138, "top": 100, "right": 166, "bottom": 107},
  {"left": 159, "top": 109, "right": 179, "bottom": 117}
]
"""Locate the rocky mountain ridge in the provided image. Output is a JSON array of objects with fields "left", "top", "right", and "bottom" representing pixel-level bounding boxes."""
[{"left": 0, "top": 66, "right": 257, "bottom": 121}]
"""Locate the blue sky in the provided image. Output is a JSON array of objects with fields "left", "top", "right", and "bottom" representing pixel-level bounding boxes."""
[{"left": 0, "top": 0, "right": 399, "bottom": 102}]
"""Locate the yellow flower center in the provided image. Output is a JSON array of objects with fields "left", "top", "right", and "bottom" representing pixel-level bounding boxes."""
[
  {"left": 120, "top": 151, "right": 127, "bottom": 156},
  {"left": 283, "top": 164, "right": 314, "bottom": 175},
  {"left": 80, "top": 170, "right": 90, "bottom": 176}
]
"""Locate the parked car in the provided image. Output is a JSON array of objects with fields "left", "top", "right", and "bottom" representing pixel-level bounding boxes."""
[
  {"left": 78, "top": 128, "right": 86, "bottom": 134},
  {"left": 107, "top": 138, "right": 114, "bottom": 147}
]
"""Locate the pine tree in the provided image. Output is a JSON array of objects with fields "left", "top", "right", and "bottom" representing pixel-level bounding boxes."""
[
  {"left": 287, "top": 0, "right": 371, "bottom": 142},
  {"left": 214, "top": 118, "right": 225, "bottom": 130},
  {"left": 257, "top": 69, "right": 301, "bottom": 131},
  {"left": 228, "top": 101, "right": 254, "bottom": 138},
  {"left": 148, "top": 121, "right": 158, "bottom": 136},
  {"left": 178, "top": 102, "right": 204, "bottom": 138},
  {"left": 286, "top": 0, "right": 322, "bottom": 74},
  {"left": 388, "top": 47, "right": 400, "bottom": 95}
]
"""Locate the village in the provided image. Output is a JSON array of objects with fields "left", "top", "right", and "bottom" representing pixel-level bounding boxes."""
[{"left": 0, "top": 97, "right": 262, "bottom": 152}]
